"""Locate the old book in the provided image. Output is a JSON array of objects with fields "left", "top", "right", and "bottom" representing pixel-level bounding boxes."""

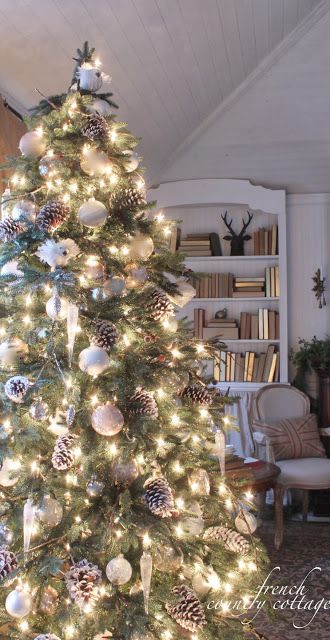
[
  {"left": 247, "top": 352, "right": 255, "bottom": 382},
  {"left": 259, "top": 228, "right": 265, "bottom": 255},
  {"left": 181, "top": 250, "right": 212, "bottom": 256},
  {"left": 268, "top": 352, "right": 278, "bottom": 382},
  {"left": 235, "top": 277, "right": 265, "bottom": 282},
  {"left": 211, "top": 274, "right": 217, "bottom": 298},
  {"left": 198, "top": 309, "right": 205, "bottom": 339},
  {"left": 258, "top": 308, "right": 264, "bottom": 340},
  {"left": 169, "top": 227, "right": 178, "bottom": 253},
  {"left": 262, "top": 345, "right": 276, "bottom": 382},
  {"left": 219, "top": 350, "right": 227, "bottom": 381},
  {"left": 270, "top": 267, "right": 275, "bottom": 297},
  {"left": 207, "top": 321, "right": 237, "bottom": 327},
  {"left": 234, "top": 286, "right": 264, "bottom": 292},
  {"left": 232, "top": 291, "right": 265, "bottom": 298},
  {"left": 263, "top": 309, "right": 269, "bottom": 340},
  {"left": 265, "top": 267, "right": 271, "bottom": 297},
  {"left": 237, "top": 354, "right": 245, "bottom": 381},
  {"left": 252, "top": 355, "right": 259, "bottom": 381},
  {"left": 251, "top": 315, "right": 259, "bottom": 340},
  {"left": 202, "top": 327, "right": 239, "bottom": 340},
  {"left": 194, "top": 308, "right": 199, "bottom": 338},
  {"left": 186, "top": 233, "right": 210, "bottom": 239},
  {"left": 240, "top": 312, "right": 247, "bottom": 339},
  {"left": 253, "top": 230, "right": 260, "bottom": 255},
  {"left": 180, "top": 239, "right": 211, "bottom": 246},
  {"left": 245, "top": 313, "right": 251, "bottom": 339},
  {"left": 216, "top": 273, "right": 220, "bottom": 297},
  {"left": 210, "top": 232, "right": 222, "bottom": 256},
  {"left": 275, "top": 266, "right": 280, "bottom": 297},
  {"left": 264, "top": 230, "right": 269, "bottom": 255},
  {"left": 271, "top": 225, "right": 278, "bottom": 255},
  {"left": 230, "top": 352, "right": 236, "bottom": 381},
  {"left": 243, "top": 352, "right": 250, "bottom": 382},
  {"left": 223, "top": 273, "right": 229, "bottom": 298},
  {"left": 274, "top": 352, "right": 280, "bottom": 381},
  {"left": 226, "top": 352, "right": 232, "bottom": 381},
  {"left": 228, "top": 273, "right": 234, "bottom": 298},
  {"left": 256, "top": 353, "right": 267, "bottom": 382},
  {"left": 268, "top": 310, "right": 276, "bottom": 340},
  {"left": 275, "top": 313, "right": 280, "bottom": 340}
]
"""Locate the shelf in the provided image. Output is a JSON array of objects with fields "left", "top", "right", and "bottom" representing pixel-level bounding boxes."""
[
  {"left": 184, "top": 255, "right": 279, "bottom": 262},
  {"left": 188, "top": 297, "right": 279, "bottom": 302},
  {"left": 216, "top": 339, "right": 280, "bottom": 344},
  {"left": 212, "top": 382, "right": 288, "bottom": 391}
]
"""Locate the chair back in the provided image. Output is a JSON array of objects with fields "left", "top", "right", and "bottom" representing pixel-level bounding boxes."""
[{"left": 252, "top": 384, "right": 310, "bottom": 425}]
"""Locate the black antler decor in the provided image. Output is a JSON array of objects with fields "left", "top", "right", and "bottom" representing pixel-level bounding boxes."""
[
  {"left": 221, "top": 210, "right": 254, "bottom": 256},
  {"left": 312, "top": 268, "right": 326, "bottom": 308}
]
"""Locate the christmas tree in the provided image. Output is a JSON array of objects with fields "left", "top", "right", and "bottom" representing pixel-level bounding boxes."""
[{"left": 0, "top": 44, "right": 268, "bottom": 640}]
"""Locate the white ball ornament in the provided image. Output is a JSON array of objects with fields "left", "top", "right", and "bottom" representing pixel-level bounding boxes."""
[
  {"left": 0, "top": 260, "right": 23, "bottom": 284},
  {"left": 123, "top": 150, "right": 139, "bottom": 172},
  {"left": 12, "top": 200, "right": 36, "bottom": 222},
  {"left": 106, "top": 555, "right": 132, "bottom": 585},
  {"left": 19, "top": 131, "right": 46, "bottom": 158},
  {"left": 5, "top": 588, "right": 32, "bottom": 618},
  {"left": 0, "top": 458, "right": 20, "bottom": 487},
  {"left": 0, "top": 338, "right": 28, "bottom": 367},
  {"left": 91, "top": 402, "right": 124, "bottom": 436},
  {"left": 78, "top": 198, "right": 108, "bottom": 228},
  {"left": 79, "top": 346, "right": 110, "bottom": 377},
  {"left": 37, "top": 494, "right": 63, "bottom": 527},
  {"left": 80, "top": 149, "right": 111, "bottom": 176},
  {"left": 235, "top": 510, "right": 257, "bottom": 535},
  {"left": 129, "top": 234, "right": 154, "bottom": 261},
  {"left": 88, "top": 98, "right": 112, "bottom": 116},
  {"left": 46, "top": 295, "right": 68, "bottom": 320},
  {"left": 103, "top": 276, "right": 126, "bottom": 297},
  {"left": 162, "top": 317, "right": 178, "bottom": 333}
]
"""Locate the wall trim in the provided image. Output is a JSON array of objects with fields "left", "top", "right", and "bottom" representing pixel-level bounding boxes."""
[{"left": 287, "top": 193, "right": 330, "bottom": 206}]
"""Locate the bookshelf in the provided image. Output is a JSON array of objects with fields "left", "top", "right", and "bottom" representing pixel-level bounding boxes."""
[{"left": 149, "top": 179, "right": 287, "bottom": 391}]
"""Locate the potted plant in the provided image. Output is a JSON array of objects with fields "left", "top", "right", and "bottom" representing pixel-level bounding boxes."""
[{"left": 291, "top": 336, "right": 330, "bottom": 429}]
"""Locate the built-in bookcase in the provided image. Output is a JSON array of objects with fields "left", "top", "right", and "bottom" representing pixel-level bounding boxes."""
[{"left": 149, "top": 179, "right": 287, "bottom": 392}]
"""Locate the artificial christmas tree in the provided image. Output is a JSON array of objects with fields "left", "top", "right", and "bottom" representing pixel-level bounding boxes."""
[{"left": 0, "top": 43, "right": 268, "bottom": 639}]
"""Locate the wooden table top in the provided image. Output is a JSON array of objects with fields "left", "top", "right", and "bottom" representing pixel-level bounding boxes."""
[{"left": 226, "top": 459, "right": 281, "bottom": 492}]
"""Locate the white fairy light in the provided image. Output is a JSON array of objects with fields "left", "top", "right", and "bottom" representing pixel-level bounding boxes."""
[
  {"left": 155, "top": 211, "right": 164, "bottom": 222},
  {"left": 223, "top": 582, "right": 233, "bottom": 594},
  {"left": 176, "top": 497, "right": 185, "bottom": 509},
  {"left": 173, "top": 460, "right": 183, "bottom": 474},
  {"left": 75, "top": 516, "right": 81, "bottom": 524},
  {"left": 19, "top": 621, "right": 29, "bottom": 632},
  {"left": 143, "top": 532, "right": 151, "bottom": 548},
  {"left": 65, "top": 626, "right": 76, "bottom": 638},
  {"left": 218, "top": 483, "right": 227, "bottom": 495},
  {"left": 109, "top": 245, "right": 118, "bottom": 254},
  {"left": 175, "top": 524, "right": 184, "bottom": 538},
  {"left": 199, "top": 408, "right": 209, "bottom": 419},
  {"left": 171, "top": 413, "right": 180, "bottom": 426},
  {"left": 110, "top": 130, "right": 117, "bottom": 143},
  {"left": 195, "top": 343, "right": 205, "bottom": 354},
  {"left": 23, "top": 315, "right": 31, "bottom": 325},
  {"left": 90, "top": 394, "right": 99, "bottom": 406},
  {"left": 25, "top": 294, "right": 32, "bottom": 306},
  {"left": 69, "top": 182, "right": 78, "bottom": 193}
]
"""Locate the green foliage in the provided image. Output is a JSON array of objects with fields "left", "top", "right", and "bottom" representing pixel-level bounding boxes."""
[{"left": 290, "top": 335, "right": 330, "bottom": 388}]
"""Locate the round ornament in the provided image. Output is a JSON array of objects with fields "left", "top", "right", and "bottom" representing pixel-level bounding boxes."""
[
  {"left": 192, "top": 571, "right": 212, "bottom": 597},
  {"left": 189, "top": 469, "right": 210, "bottom": 495},
  {"left": 0, "top": 260, "right": 23, "bottom": 284},
  {"left": 86, "top": 476, "right": 105, "bottom": 498},
  {"left": 122, "top": 150, "right": 139, "bottom": 173},
  {"left": 153, "top": 544, "right": 183, "bottom": 573},
  {"left": 0, "top": 338, "right": 28, "bottom": 368},
  {"left": 5, "top": 588, "right": 32, "bottom": 618},
  {"left": 37, "top": 495, "right": 63, "bottom": 527},
  {"left": 85, "top": 257, "right": 104, "bottom": 281},
  {"left": 88, "top": 98, "right": 112, "bottom": 116},
  {"left": 48, "top": 407, "right": 69, "bottom": 437},
  {"left": 235, "top": 510, "right": 257, "bottom": 535},
  {"left": 80, "top": 149, "right": 111, "bottom": 176},
  {"left": 38, "top": 154, "right": 62, "bottom": 178},
  {"left": 0, "top": 458, "right": 20, "bottom": 487},
  {"left": 11, "top": 199, "right": 36, "bottom": 222},
  {"left": 125, "top": 265, "right": 148, "bottom": 289},
  {"left": 106, "top": 555, "right": 132, "bottom": 585},
  {"left": 91, "top": 402, "right": 124, "bottom": 436},
  {"left": 77, "top": 64, "right": 103, "bottom": 91},
  {"left": 5, "top": 375, "right": 30, "bottom": 403},
  {"left": 19, "top": 130, "right": 46, "bottom": 158},
  {"left": 46, "top": 295, "right": 68, "bottom": 321},
  {"left": 34, "top": 634, "right": 61, "bottom": 640},
  {"left": 129, "top": 234, "right": 154, "bottom": 261},
  {"left": 111, "top": 459, "right": 139, "bottom": 486},
  {"left": 29, "top": 398, "right": 49, "bottom": 421},
  {"left": 162, "top": 317, "right": 178, "bottom": 333},
  {"left": 103, "top": 276, "right": 126, "bottom": 297},
  {"left": 79, "top": 346, "right": 110, "bottom": 376},
  {"left": 78, "top": 198, "right": 108, "bottom": 228}
]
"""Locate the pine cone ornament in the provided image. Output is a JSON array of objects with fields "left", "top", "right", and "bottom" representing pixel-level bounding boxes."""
[
  {"left": 36, "top": 201, "right": 69, "bottom": 231},
  {"left": 65, "top": 559, "right": 102, "bottom": 609},
  {"left": 144, "top": 476, "right": 175, "bottom": 518},
  {"left": 52, "top": 434, "right": 78, "bottom": 471},
  {"left": 129, "top": 386, "right": 158, "bottom": 419},
  {"left": 82, "top": 114, "right": 108, "bottom": 140},
  {"left": 165, "top": 585, "right": 206, "bottom": 632},
  {"left": 91, "top": 319, "right": 119, "bottom": 351},
  {"left": 203, "top": 525, "right": 250, "bottom": 555},
  {"left": 110, "top": 187, "right": 146, "bottom": 213},
  {"left": 180, "top": 384, "right": 212, "bottom": 406},
  {"left": 0, "top": 217, "right": 22, "bottom": 242},
  {"left": 146, "top": 289, "right": 174, "bottom": 321},
  {"left": 0, "top": 547, "right": 18, "bottom": 580},
  {"left": 34, "top": 635, "right": 61, "bottom": 640}
]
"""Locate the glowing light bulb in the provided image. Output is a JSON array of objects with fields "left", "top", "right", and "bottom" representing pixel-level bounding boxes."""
[
  {"left": 175, "top": 524, "right": 184, "bottom": 538},
  {"left": 35, "top": 126, "right": 43, "bottom": 137},
  {"left": 0, "top": 327, "right": 5, "bottom": 336},
  {"left": 157, "top": 387, "right": 165, "bottom": 398},
  {"left": 222, "top": 601, "right": 230, "bottom": 614},
  {"left": 195, "top": 343, "right": 205, "bottom": 354},
  {"left": 65, "top": 626, "right": 75, "bottom": 639},
  {"left": 176, "top": 497, "right": 185, "bottom": 509},
  {"left": 90, "top": 394, "right": 99, "bottom": 406},
  {"left": 218, "top": 483, "right": 227, "bottom": 495},
  {"left": 163, "top": 226, "right": 172, "bottom": 237},
  {"left": 63, "top": 123, "right": 69, "bottom": 131},
  {"left": 171, "top": 414, "right": 180, "bottom": 426},
  {"left": 156, "top": 437, "right": 165, "bottom": 448},
  {"left": 199, "top": 408, "right": 209, "bottom": 419},
  {"left": 123, "top": 334, "right": 131, "bottom": 347},
  {"left": 224, "top": 582, "right": 233, "bottom": 594},
  {"left": 143, "top": 532, "right": 151, "bottom": 548},
  {"left": 171, "top": 348, "right": 181, "bottom": 359},
  {"left": 110, "top": 130, "right": 117, "bottom": 143},
  {"left": 121, "top": 245, "right": 129, "bottom": 255},
  {"left": 19, "top": 621, "right": 29, "bottom": 632},
  {"left": 223, "top": 415, "right": 230, "bottom": 426},
  {"left": 248, "top": 561, "right": 257, "bottom": 572},
  {"left": 23, "top": 315, "right": 31, "bottom": 325},
  {"left": 156, "top": 211, "right": 164, "bottom": 222},
  {"left": 69, "top": 182, "right": 78, "bottom": 193},
  {"left": 173, "top": 460, "right": 183, "bottom": 474},
  {"left": 108, "top": 443, "right": 118, "bottom": 456},
  {"left": 245, "top": 490, "right": 254, "bottom": 501},
  {"left": 25, "top": 294, "right": 32, "bottom": 306},
  {"left": 109, "top": 245, "right": 118, "bottom": 254},
  {"left": 63, "top": 193, "right": 70, "bottom": 203},
  {"left": 110, "top": 173, "right": 118, "bottom": 185},
  {"left": 75, "top": 516, "right": 82, "bottom": 524},
  {"left": 208, "top": 571, "right": 221, "bottom": 590},
  {"left": 94, "top": 58, "right": 101, "bottom": 67}
]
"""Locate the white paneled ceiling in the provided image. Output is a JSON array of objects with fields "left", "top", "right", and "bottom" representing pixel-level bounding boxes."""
[{"left": 0, "top": 0, "right": 321, "bottom": 185}]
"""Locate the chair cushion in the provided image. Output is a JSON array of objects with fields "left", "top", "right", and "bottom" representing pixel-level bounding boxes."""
[
  {"left": 252, "top": 413, "right": 326, "bottom": 460},
  {"left": 277, "top": 458, "right": 330, "bottom": 488}
]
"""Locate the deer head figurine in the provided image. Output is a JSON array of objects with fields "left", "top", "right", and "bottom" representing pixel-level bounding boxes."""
[{"left": 221, "top": 210, "right": 254, "bottom": 256}]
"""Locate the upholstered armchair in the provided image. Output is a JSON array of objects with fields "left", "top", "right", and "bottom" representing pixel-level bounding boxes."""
[{"left": 250, "top": 384, "right": 330, "bottom": 548}]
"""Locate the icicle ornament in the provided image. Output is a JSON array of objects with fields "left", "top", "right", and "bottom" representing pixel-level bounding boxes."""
[
  {"left": 23, "top": 498, "right": 36, "bottom": 557},
  {"left": 140, "top": 551, "right": 152, "bottom": 614},
  {"left": 67, "top": 302, "right": 79, "bottom": 367}
]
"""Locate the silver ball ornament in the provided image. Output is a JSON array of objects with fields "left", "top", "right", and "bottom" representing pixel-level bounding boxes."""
[
  {"left": 79, "top": 346, "right": 110, "bottom": 377},
  {"left": 88, "top": 98, "right": 112, "bottom": 116},
  {"left": 0, "top": 458, "right": 20, "bottom": 487},
  {"left": 125, "top": 266, "right": 148, "bottom": 289},
  {"left": 91, "top": 402, "right": 124, "bottom": 436},
  {"left": 235, "top": 510, "right": 257, "bottom": 535},
  {"left": 11, "top": 200, "right": 36, "bottom": 222},
  {"left": 111, "top": 459, "right": 139, "bottom": 486},
  {"left": 19, "top": 131, "right": 46, "bottom": 158},
  {"left": 129, "top": 234, "right": 154, "bottom": 261},
  {"left": 29, "top": 398, "right": 49, "bottom": 421},
  {"left": 78, "top": 198, "right": 108, "bottom": 228},
  {"left": 153, "top": 544, "right": 183, "bottom": 572},
  {"left": 4, "top": 375, "right": 30, "bottom": 403},
  {"left": 46, "top": 295, "right": 68, "bottom": 320},
  {"left": 0, "top": 522, "right": 13, "bottom": 545},
  {"left": 0, "top": 338, "right": 28, "bottom": 368},
  {"left": 86, "top": 476, "right": 105, "bottom": 497},
  {"left": 122, "top": 150, "right": 139, "bottom": 172},
  {"left": 5, "top": 588, "right": 32, "bottom": 618},
  {"left": 37, "top": 495, "right": 63, "bottom": 527},
  {"left": 106, "top": 555, "right": 132, "bottom": 585},
  {"left": 103, "top": 276, "right": 126, "bottom": 297},
  {"left": 38, "top": 154, "right": 62, "bottom": 178}
]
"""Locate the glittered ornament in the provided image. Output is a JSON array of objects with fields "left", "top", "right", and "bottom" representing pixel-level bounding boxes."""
[
  {"left": 122, "top": 149, "right": 139, "bottom": 172},
  {"left": 39, "top": 586, "right": 59, "bottom": 615},
  {"left": 0, "top": 338, "right": 28, "bottom": 368},
  {"left": 235, "top": 510, "right": 257, "bottom": 535},
  {"left": 154, "top": 544, "right": 183, "bottom": 573},
  {"left": 36, "top": 200, "right": 69, "bottom": 231},
  {"left": 88, "top": 98, "right": 112, "bottom": 116},
  {"left": 111, "top": 459, "right": 139, "bottom": 486},
  {"left": 91, "top": 402, "right": 124, "bottom": 436},
  {"left": 191, "top": 571, "right": 212, "bottom": 597},
  {"left": 79, "top": 346, "right": 110, "bottom": 376},
  {"left": 36, "top": 238, "right": 80, "bottom": 268},
  {"left": 38, "top": 153, "right": 62, "bottom": 177},
  {"left": 78, "top": 198, "right": 108, "bottom": 228},
  {"left": 12, "top": 199, "right": 36, "bottom": 222},
  {"left": 37, "top": 495, "right": 63, "bottom": 527},
  {"left": 106, "top": 555, "right": 132, "bottom": 585},
  {"left": 4, "top": 375, "right": 30, "bottom": 403},
  {"left": 0, "top": 458, "right": 20, "bottom": 487},
  {"left": 80, "top": 149, "right": 111, "bottom": 176},
  {"left": 86, "top": 476, "right": 105, "bottom": 498},
  {"left": 125, "top": 265, "right": 148, "bottom": 289},
  {"left": 84, "top": 257, "right": 104, "bottom": 281},
  {"left": 180, "top": 501, "right": 204, "bottom": 536},
  {"left": 48, "top": 407, "right": 69, "bottom": 436},
  {"left": 19, "top": 130, "right": 46, "bottom": 158},
  {"left": 0, "top": 217, "right": 23, "bottom": 242},
  {"left": 46, "top": 294, "right": 68, "bottom": 320},
  {"left": 5, "top": 588, "right": 32, "bottom": 618},
  {"left": 189, "top": 469, "right": 210, "bottom": 495},
  {"left": 66, "top": 405, "right": 76, "bottom": 426},
  {"left": 0, "top": 547, "right": 18, "bottom": 580},
  {"left": 29, "top": 399, "right": 49, "bottom": 421},
  {"left": 129, "top": 234, "right": 154, "bottom": 261},
  {"left": 103, "top": 275, "right": 126, "bottom": 297}
]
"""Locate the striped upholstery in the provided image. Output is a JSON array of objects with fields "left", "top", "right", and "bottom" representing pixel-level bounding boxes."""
[{"left": 252, "top": 413, "right": 326, "bottom": 461}]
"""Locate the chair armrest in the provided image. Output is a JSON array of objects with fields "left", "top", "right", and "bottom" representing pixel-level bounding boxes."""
[
  {"left": 252, "top": 431, "right": 275, "bottom": 463},
  {"left": 320, "top": 427, "right": 330, "bottom": 436}
]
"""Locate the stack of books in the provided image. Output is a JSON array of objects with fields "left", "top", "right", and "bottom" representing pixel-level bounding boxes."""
[
  {"left": 177, "top": 232, "right": 222, "bottom": 256},
  {"left": 233, "top": 277, "right": 265, "bottom": 298},
  {"left": 191, "top": 273, "right": 234, "bottom": 298},
  {"left": 265, "top": 266, "right": 280, "bottom": 297},
  {"left": 202, "top": 316, "right": 239, "bottom": 340},
  {"left": 214, "top": 345, "right": 280, "bottom": 383},
  {"left": 253, "top": 225, "right": 278, "bottom": 255},
  {"left": 194, "top": 308, "right": 205, "bottom": 339},
  {"left": 240, "top": 309, "right": 279, "bottom": 340}
]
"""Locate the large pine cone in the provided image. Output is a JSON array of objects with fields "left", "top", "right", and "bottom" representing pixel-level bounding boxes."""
[
  {"left": 65, "top": 559, "right": 102, "bottom": 609},
  {"left": 144, "top": 476, "right": 175, "bottom": 518},
  {"left": 110, "top": 187, "right": 146, "bottom": 213},
  {"left": 51, "top": 434, "right": 77, "bottom": 471},
  {"left": 146, "top": 289, "right": 174, "bottom": 321},
  {"left": 180, "top": 384, "right": 212, "bottom": 406},
  {"left": 91, "top": 319, "right": 119, "bottom": 351},
  {"left": 82, "top": 114, "right": 108, "bottom": 140},
  {"left": 165, "top": 585, "right": 207, "bottom": 632},
  {"left": 0, "top": 547, "right": 18, "bottom": 580},
  {"left": 0, "top": 217, "right": 23, "bottom": 242},
  {"left": 203, "top": 525, "right": 250, "bottom": 554},
  {"left": 36, "top": 201, "right": 69, "bottom": 231},
  {"left": 129, "top": 387, "right": 158, "bottom": 419}
]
